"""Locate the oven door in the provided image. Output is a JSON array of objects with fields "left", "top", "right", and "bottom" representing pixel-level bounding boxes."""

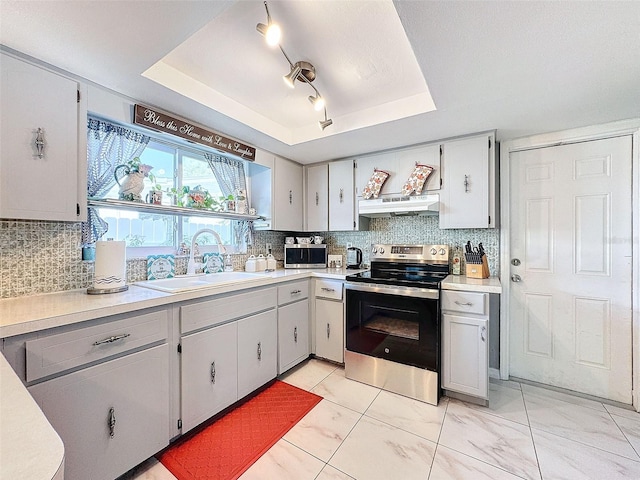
[{"left": 345, "top": 283, "right": 439, "bottom": 371}]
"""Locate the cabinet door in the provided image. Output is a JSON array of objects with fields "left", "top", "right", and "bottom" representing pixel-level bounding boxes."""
[
  {"left": 439, "top": 135, "right": 491, "bottom": 228},
  {"left": 278, "top": 299, "right": 310, "bottom": 374},
  {"left": 315, "top": 298, "right": 344, "bottom": 363},
  {"left": 354, "top": 152, "right": 395, "bottom": 197},
  {"left": 329, "top": 160, "right": 355, "bottom": 231},
  {"left": 237, "top": 309, "right": 278, "bottom": 399},
  {"left": 181, "top": 322, "right": 237, "bottom": 432},
  {"left": 442, "top": 314, "right": 488, "bottom": 399},
  {"left": 0, "top": 54, "right": 81, "bottom": 221},
  {"left": 395, "top": 144, "right": 441, "bottom": 192},
  {"left": 28, "top": 345, "right": 170, "bottom": 480},
  {"left": 306, "top": 164, "right": 329, "bottom": 231},
  {"left": 273, "top": 156, "right": 303, "bottom": 231}
]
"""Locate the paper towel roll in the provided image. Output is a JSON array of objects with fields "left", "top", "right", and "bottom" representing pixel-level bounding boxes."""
[{"left": 93, "top": 240, "right": 127, "bottom": 290}]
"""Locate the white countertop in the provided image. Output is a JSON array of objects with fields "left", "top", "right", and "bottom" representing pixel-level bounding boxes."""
[
  {"left": 0, "top": 353, "right": 64, "bottom": 480},
  {"left": 441, "top": 275, "right": 502, "bottom": 294},
  {"left": 0, "top": 268, "right": 364, "bottom": 339}
]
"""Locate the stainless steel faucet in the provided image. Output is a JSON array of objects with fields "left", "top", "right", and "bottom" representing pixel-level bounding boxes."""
[{"left": 187, "top": 228, "right": 226, "bottom": 275}]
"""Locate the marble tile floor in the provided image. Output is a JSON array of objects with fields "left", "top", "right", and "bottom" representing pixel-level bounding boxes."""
[{"left": 127, "top": 359, "right": 640, "bottom": 480}]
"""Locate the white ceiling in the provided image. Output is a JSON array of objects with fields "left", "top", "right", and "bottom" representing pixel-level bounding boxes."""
[{"left": 1, "top": 1, "right": 639, "bottom": 165}]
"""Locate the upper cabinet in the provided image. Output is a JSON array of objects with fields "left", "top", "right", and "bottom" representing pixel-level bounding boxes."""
[
  {"left": 439, "top": 132, "right": 498, "bottom": 229},
  {"left": 328, "top": 159, "right": 357, "bottom": 231},
  {"left": 0, "top": 53, "right": 87, "bottom": 221},
  {"left": 306, "top": 164, "right": 329, "bottom": 231},
  {"left": 354, "top": 144, "right": 441, "bottom": 198},
  {"left": 250, "top": 152, "right": 303, "bottom": 231}
]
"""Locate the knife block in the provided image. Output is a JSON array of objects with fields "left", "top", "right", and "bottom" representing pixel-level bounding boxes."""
[{"left": 465, "top": 254, "right": 490, "bottom": 279}]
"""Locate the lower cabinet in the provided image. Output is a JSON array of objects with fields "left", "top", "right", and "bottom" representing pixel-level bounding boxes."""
[
  {"left": 28, "top": 345, "right": 170, "bottom": 480},
  {"left": 237, "top": 309, "right": 278, "bottom": 399},
  {"left": 441, "top": 290, "right": 489, "bottom": 401},
  {"left": 314, "top": 279, "right": 344, "bottom": 363},
  {"left": 181, "top": 322, "right": 238, "bottom": 432},
  {"left": 278, "top": 299, "right": 310, "bottom": 373}
]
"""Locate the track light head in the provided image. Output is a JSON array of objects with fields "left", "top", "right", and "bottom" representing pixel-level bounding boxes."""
[
  {"left": 283, "top": 64, "right": 302, "bottom": 88},
  {"left": 256, "top": 22, "right": 281, "bottom": 46},
  {"left": 319, "top": 118, "right": 333, "bottom": 130},
  {"left": 308, "top": 95, "right": 325, "bottom": 111}
]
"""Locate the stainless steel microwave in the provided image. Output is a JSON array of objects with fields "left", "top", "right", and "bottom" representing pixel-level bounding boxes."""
[{"left": 284, "top": 244, "right": 327, "bottom": 268}]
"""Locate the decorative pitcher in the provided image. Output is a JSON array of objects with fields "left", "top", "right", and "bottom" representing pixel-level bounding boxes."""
[{"left": 114, "top": 163, "right": 153, "bottom": 201}]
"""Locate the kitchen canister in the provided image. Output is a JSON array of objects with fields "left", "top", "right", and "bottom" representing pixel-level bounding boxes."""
[
  {"left": 266, "top": 254, "right": 277, "bottom": 271},
  {"left": 245, "top": 255, "right": 257, "bottom": 272},
  {"left": 88, "top": 239, "right": 128, "bottom": 294},
  {"left": 256, "top": 254, "right": 267, "bottom": 272}
]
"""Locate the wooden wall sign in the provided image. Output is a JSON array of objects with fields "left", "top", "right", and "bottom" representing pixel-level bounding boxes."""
[{"left": 133, "top": 104, "right": 256, "bottom": 160}]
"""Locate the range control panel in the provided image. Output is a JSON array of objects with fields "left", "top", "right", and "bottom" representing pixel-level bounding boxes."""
[{"left": 370, "top": 244, "right": 449, "bottom": 263}]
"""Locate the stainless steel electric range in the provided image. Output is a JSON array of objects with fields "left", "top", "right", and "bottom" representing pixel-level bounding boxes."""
[{"left": 344, "top": 244, "right": 449, "bottom": 405}]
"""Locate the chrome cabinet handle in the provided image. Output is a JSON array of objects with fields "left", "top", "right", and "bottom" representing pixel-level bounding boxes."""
[
  {"left": 93, "top": 333, "right": 130, "bottom": 346},
  {"left": 481, "top": 326, "right": 486, "bottom": 342},
  {"left": 108, "top": 407, "right": 116, "bottom": 438},
  {"left": 321, "top": 287, "right": 335, "bottom": 292},
  {"left": 316, "top": 192, "right": 319, "bottom": 206},
  {"left": 291, "top": 289, "right": 301, "bottom": 295},
  {"left": 327, "top": 323, "right": 330, "bottom": 338},
  {"left": 454, "top": 301, "right": 473, "bottom": 307},
  {"left": 35, "top": 128, "right": 45, "bottom": 158},
  {"left": 294, "top": 326, "right": 298, "bottom": 342},
  {"left": 211, "top": 361, "right": 216, "bottom": 384},
  {"left": 257, "top": 342, "right": 262, "bottom": 361},
  {"left": 464, "top": 174, "right": 469, "bottom": 193},
  {"left": 339, "top": 188, "right": 344, "bottom": 203},
  {"left": 289, "top": 190, "right": 293, "bottom": 204}
]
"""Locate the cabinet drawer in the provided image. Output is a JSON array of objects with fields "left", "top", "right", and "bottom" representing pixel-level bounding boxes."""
[
  {"left": 181, "top": 287, "right": 277, "bottom": 334},
  {"left": 26, "top": 309, "right": 168, "bottom": 382},
  {"left": 277, "top": 280, "right": 309, "bottom": 306},
  {"left": 315, "top": 279, "right": 343, "bottom": 300},
  {"left": 442, "top": 291, "right": 488, "bottom": 316}
]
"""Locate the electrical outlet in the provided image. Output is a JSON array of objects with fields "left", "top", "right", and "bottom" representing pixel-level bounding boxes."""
[
  {"left": 346, "top": 242, "right": 353, "bottom": 249},
  {"left": 265, "top": 243, "right": 272, "bottom": 253}
]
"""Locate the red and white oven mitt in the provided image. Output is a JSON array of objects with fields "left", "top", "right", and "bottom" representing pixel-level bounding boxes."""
[
  {"left": 401, "top": 164, "right": 434, "bottom": 196},
  {"left": 362, "top": 169, "right": 390, "bottom": 199}
]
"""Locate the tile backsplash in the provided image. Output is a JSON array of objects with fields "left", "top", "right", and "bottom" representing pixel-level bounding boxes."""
[{"left": 0, "top": 217, "right": 499, "bottom": 299}]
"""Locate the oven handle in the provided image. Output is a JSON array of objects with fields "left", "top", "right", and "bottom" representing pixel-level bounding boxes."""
[{"left": 345, "top": 282, "right": 439, "bottom": 300}]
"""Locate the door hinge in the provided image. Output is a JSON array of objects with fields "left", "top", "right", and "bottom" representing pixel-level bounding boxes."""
[
  {"left": 76, "top": 203, "right": 80, "bottom": 216},
  {"left": 489, "top": 137, "right": 492, "bottom": 149},
  {"left": 439, "top": 145, "right": 443, "bottom": 156},
  {"left": 353, "top": 221, "right": 356, "bottom": 228},
  {"left": 440, "top": 178, "right": 443, "bottom": 187},
  {"left": 177, "top": 419, "right": 182, "bottom": 429},
  {"left": 177, "top": 343, "right": 182, "bottom": 354},
  {"left": 77, "top": 90, "right": 81, "bottom": 103},
  {"left": 488, "top": 215, "right": 491, "bottom": 224}
]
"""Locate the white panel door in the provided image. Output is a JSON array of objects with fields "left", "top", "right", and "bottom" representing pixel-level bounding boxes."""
[
  {"left": 306, "top": 164, "right": 328, "bottom": 231},
  {"left": 509, "top": 136, "right": 633, "bottom": 402},
  {"left": 237, "top": 309, "right": 278, "bottom": 399}
]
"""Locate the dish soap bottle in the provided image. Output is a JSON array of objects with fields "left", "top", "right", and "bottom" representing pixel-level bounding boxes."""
[
  {"left": 224, "top": 254, "right": 233, "bottom": 272},
  {"left": 452, "top": 248, "right": 461, "bottom": 275}
]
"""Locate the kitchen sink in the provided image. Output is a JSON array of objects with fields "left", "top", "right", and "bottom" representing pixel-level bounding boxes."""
[{"left": 135, "top": 272, "right": 268, "bottom": 293}]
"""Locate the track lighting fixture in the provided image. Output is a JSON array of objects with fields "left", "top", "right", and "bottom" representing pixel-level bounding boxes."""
[{"left": 256, "top": 1, "right": 333, "bottom": 130}]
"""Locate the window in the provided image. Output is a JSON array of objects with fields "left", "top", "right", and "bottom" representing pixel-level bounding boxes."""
[{"left": 98, "top": 137, "right": 239, "bottom": 252}]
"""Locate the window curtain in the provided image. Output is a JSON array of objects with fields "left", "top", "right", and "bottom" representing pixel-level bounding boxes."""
[
  {"left": 205, "top": 153, "right": 254, "bottom": 247},
  {"left": 81, "top": 118, "right": 150, "bottom": 245}
]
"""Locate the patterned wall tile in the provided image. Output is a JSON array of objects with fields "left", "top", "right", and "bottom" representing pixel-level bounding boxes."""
[{"left": 0, "top": 217, "right": 499, "bottom": 299}]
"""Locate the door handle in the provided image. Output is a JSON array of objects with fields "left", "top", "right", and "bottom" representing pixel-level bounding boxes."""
[
  {"left": 257, "top": 341, "right": 262, "bottom": 360},
  {"left": 511, "top": 274, "right": 522, "bottom": 282},
  {"left": 294, "top": 326, "right": 298, "bottom": 342},
  {"left": 211, "top": 361, "right": 216, "bottom": 384},
  {"left": 108, "top": 407, "right": 116, "bottom": 438},
  {"left": 327, "top": 323, "right": 330, "bottom": 338},
  {"left": 481, "top": 326, "right": 486, "bottom": 342}
]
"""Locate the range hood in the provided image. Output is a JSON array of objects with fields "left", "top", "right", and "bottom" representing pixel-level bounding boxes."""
[{"left": 358, "top": 194, "right": 439, "bottom": 218}]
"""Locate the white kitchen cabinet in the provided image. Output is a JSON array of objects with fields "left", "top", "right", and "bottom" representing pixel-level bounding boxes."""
[
  {"left": 329, "top": 159, "right": 357, "bottom": 231},
  {"left": 278, "top": 299, "right": 310, "bottom": 373},
  {"left": 29, "top": 345, "right": 170, "bottom": 480},
  {"left": 273, "top": 156, "right": 304, "bottom": 231},
  {"left": 314, "top": 279, "right": 344, "bottom": 363},
  {"left": 355, "top": 144, "right": 441, "bottom": 198},
  {"left": 0, "top": 52, "right": 86, "bottom": 222},
  {"left": 441, "top": 290, "right": 489, "bottom": 401},
  {"left": 237, "top": 309, "right": 278, "bottom": 398},
  {"left": 181, "top": 322, "right": 238, "bottom": 432},
  {"left": 306, "top": 163, "right": 329, "bottom": 231},
  {"left": 439, "top": 132, "right": 497, "bottom": 229}
]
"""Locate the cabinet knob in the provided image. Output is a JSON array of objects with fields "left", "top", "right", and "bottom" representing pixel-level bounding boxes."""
[
  {"left": 108, "top": 407, "right": 116, "bottom": 438},
  {"left": 289, "top": 190, "right": 293, "bottom": 204},
  {"left": 315, "top": 192, "right": 319, "bottom": 206},
  {"left": 257, "top": 341, "right": 262, "bottom": 361},
  {"left": 339, "top": 188, "right": 344, "bottom": 203},
  {"left": 294, "top": 326, "right": 298, "bottom": 342},
  {"left": 464, "top": 174, "right": 470, "bottom": 193},
  {"left": 211, "top": 361, "right": 216, "bottom": 384},
  {"left": 327, "top": 323, "right": 330, "bottom": 338}
]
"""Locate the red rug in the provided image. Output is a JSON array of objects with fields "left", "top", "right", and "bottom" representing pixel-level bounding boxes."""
[{"left": 158, "top": 380, "right": 322, "bottom": 480}]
